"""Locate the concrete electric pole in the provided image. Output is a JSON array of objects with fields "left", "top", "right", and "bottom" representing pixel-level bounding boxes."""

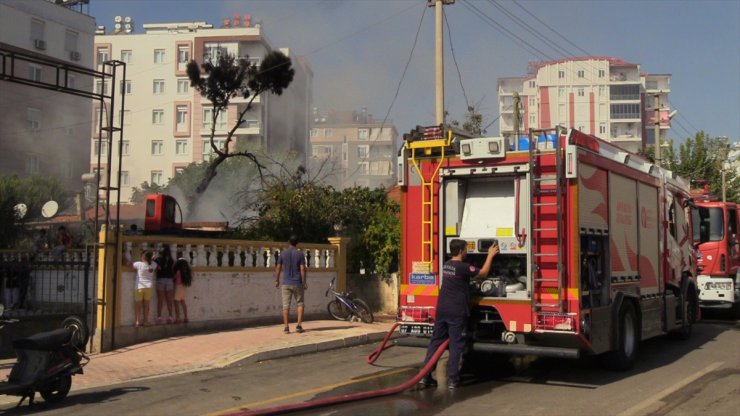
[
  {"left": 653, "top": 93, "right": 661, "bottom": 167},
  {"left": 430, "top": 0, "right": 455, "bottom": 125}
]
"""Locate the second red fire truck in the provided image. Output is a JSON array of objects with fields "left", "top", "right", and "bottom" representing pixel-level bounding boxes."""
[{"left": 396, "top": 126, "right": 698, "bottom": 369}]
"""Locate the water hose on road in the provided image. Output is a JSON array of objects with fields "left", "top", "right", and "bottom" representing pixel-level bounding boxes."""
[{"left": 226, "top": 326, "right": 447, "bottom": 416}]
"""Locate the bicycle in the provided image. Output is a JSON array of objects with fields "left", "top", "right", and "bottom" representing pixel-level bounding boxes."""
[{"left": 325, "top": 277, "right": 374, "bottom": 323}]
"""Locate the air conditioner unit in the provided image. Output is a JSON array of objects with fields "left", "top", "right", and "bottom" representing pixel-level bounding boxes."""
[
  {"left": 70, "top": 51, "right": 81, "bottom": 61},
  {"left": 33, "top": 39, "right": 46, "bottom": 50}
]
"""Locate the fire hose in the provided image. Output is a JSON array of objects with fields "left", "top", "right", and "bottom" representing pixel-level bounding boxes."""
[{"left": 226, "top": 323, "right": 447, "bottom": 416}]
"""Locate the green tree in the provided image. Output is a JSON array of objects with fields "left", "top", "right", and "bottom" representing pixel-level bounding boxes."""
[
  {"left": 186, "top": 51, "right": 294, "bottom": 206},
  {"left": 130, "top": 181, "right": 166, "bottom": 203},
  {"left": 449, "top": 104, "right": 487, "bottom": 137},
  {"left": 652, "top": 132, "right": 739, "bottom": 201}
]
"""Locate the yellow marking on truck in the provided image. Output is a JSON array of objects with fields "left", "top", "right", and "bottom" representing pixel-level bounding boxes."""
[
  {"left": 509, "top": 321, "right": 517, "bottom": 331},
  {"left": 496, "top": 228, "right": 514, "bottom": 237},
  {"left": 524, "top": 323, "right": 532, "bottom": 332},
  {"left": 400, "top": 284, "right": 439, "bottom": 296},
  {"left": 539, "top": 288, "right": 579, "bottom": 300},
  {"left": 445, "top": 226, "right": 457, "bottom": 235}
]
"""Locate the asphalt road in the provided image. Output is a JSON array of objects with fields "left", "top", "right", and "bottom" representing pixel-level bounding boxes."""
[{"left": 1, "top": 320, "right": 737, "bottom": 416}]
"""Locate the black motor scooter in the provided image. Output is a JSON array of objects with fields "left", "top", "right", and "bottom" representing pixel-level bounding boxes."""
[{"left": 0, "top": 304, "right": 89, "bottom": 407}]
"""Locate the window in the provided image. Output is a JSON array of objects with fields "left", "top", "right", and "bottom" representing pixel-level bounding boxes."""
[
  {"left": 358, "top": 161, "right": 369, "bottom": 175},
  {"left": 309, "top": 128, "right": 318, "bottom": 137},
  {"left": 598, "top": 69, "right": 605, "bottom": 78},
  {"left": 120, "top": 171, "right": 129, "bottom": 187},
  {"left": 152, "top": 109, "right": 164, "bottom": 124},
  {"left": 67, "top": 74, "right": 76, "bottom": 89},
  {"left": 64, "top": 30, "right": 78, "bottom": 52},
  {"left": 29, "top": 65, "right": 41, "bottom": 82},
  {"left": 324, "top": 128, "right": 333, "bottom": 137},
  {"left": 31, "top": 19, "right": 45, "bottom": 42},
  {"left": 93, "top": 168, "right": 105, "bottom": 185},
  {"left": 358, "top": 128, "right": 369, "bottom": 140},
  {"left": 577, "top": 70, "right": 585, "bottom": 78},
  {"left": 599, "top": 86, "right": 606, "bottom": 97},
  {"left": 118, "top": 110, "right": 131, "bottom": 125},
  {"left": 176, "top": 106, "right": 188, "bottom": 131},
  {"left": 558, "top": 69, "right": 565, "bottom": 79},
  {"left": 203, "top": 108, "right": 226, "bottom": 129},
  {"left": 96, "top": 47, "right": 108, "bottom": 64},
  {"left": 178, "top": 46, "right": 189, "bottom": 63},
  {"left": 529, "top": 114, "right": 536, "bottom": 124},
  {"left": 25, "top": 154, "right": 39, "bottom": 174},
  {"left": 175, "top": 167, "right": 185, "bottom": 175},
  {"left": 94, "top": 140, "right": 108, "bottom": 156},
  {"left": 646, "top": 80, "right": 658, "bottom": 90},
  {"left": 599, "top": 123, "right": 607, "bottom": 134},
  {"left": 312, "top": 145, "right": 333, "bottom": 158},
  {"left": 153, "top": 79, "right": 165, "bottom": 94},
  {"left": 558, "top": 87, "right": 566, "bottom": 98},
  {"left": 610, "top": 103, "right": 640, "bottom": 119},
  {"left": 120, "top": 80, "right": 132, "bottom": 94},
  {"left": 357, "top": 145, "right": 369, "bottom": 159},
  {"left": 203, "top": 108, "right": 213, "bottom": 129},
  {"left": 177, "top": 79, "right": 189, "bottom": 94},
  {"left": 202, "top": 139, "right": 226, "bottom": 158},
  {"left": 121, "top": 140, "right": 130, "bottom": 155},
  {"left": 529, "top": 97, "right": 536, "bottom": 106},
  {"left": 577, "top": 87, "right": 585, "bottom": 97},
  {"left": 154, "top": 49, "right": 165, "bottom": 63},
  {"left": 151, "top": 140, "right": 164, "bottom": 155},
  {"left": 204, "top": 44, "right": 228, "bottom": 61},
  {"left": 176, "top": 140, "right": 188, "bottom": 155},
  {"left": 120, "top": 50, "right": 132, "bottom": 63},
  {"left": 151, "top": 171, "right": 164, "bottom": 186},
  {"left": 610, "top": 84, "right": 640, "bottom": 100},
  {"left": 528, "top": 80, "right": 535, "bottom": 88},
  {"left": 95, "top": 80, "right": 108, "bottom": 95},
  {"left": 27, "top": 108, "right": 41, "bottom": 131}
]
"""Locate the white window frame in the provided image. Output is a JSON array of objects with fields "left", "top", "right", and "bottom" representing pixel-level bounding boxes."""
[
  {"left": 152, "top": 109, "right": 164, "bottom": 125},
  {"left": 29, "top": 65, "right": 42, "bottom": 82},
  {"left": 558, "top": 69, "right": 565, "bottom": 79},
  {"left": 177, "top": 46, "right": 189, "bottom": 63},
  {"left": 177, "top": 79, "right": 189, "bottom": 94},
  {"left": 151, "top": 140, "right": 164, "bottom": 156},
  {"left": 121, "top": 140, "right": 130, "bottom": 155},
  {"left": 312, "top": 145, "right": 333, "bottom": 158},
  {"left": 309, "top": 128, "right": 318, "bottom": 137},
  {"left": 598, "top": 69, "right": 605, "bottom": 78},
  {"left": 176, "top": 106, "right": 188, "bottom": 131},
  {"left": 599, "top": 123, "right": 607, "bottom": 134},
  {"left": 96, "top": 47, "right": 108, "bottom": 64},
  {"left": 120, "top": 50, "right": 132, "bottom": 63},
  {"left": 324, "top": 128, "right": 333, "bottom": 137},
  {"left": 150, "top": 170, "right": 163, "bottom": 186},
  {"left": 528, "top": 80, "right": 535, "bottom": 88},
  {"left": 577, "top": 87, "right": 585, "bottom": 97},
  {"left": 175, "top": 139, "right": 188, "bottom": 155},
  {"left": 153, "top": 49, "right": 166, "bottom": 63},
  {"left": 358, "top": 161, "right": 369, "bottom": 175},
  {"left": 358, "top": 128, "right": 369, "bottom": 140},
  {"left": 357, "top": 145, "right": 369, "bottom": 159},
  {"left": 577, "top": 70, "right": 585, "bottom": 78},
  {"left": 94, "top": 140, "right": 108, "bottom": 156},
  {"left": 120, "top": 171, "right": 130, "bottom": 187},
  {"left": 27, "top": 108, "right": 41, "bottom": 131},
  {"left": 120, "top": 80, "right": 132, "bottom": 95},
  {"left": 152, "top": 79, "right": 165, "bottom": 94}
]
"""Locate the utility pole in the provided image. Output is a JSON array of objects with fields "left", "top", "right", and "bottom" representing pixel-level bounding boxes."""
[
  {"left": 653, "top": 93, "right": 661, "bottom": 167},
  {"left": 721, "top": 136, "right": 729, "bottom": 202},
  {"left": 513, "top": 92, "right": 522, "bottom": 149},
  {"left": 430, "top": 0, "right": 454, "bottom": 125}
]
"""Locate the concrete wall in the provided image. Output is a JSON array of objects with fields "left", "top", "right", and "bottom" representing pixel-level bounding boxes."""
[
  {"left": 346, "top": 273, "right": 398, "bottom": 315},
  {"left": 94, "top": 230, "right": 348, "bottom": 352}
]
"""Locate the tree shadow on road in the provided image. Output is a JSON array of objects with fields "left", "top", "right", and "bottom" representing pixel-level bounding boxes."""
[{"left": 0, "top": 386, "right": 150, "bottom": 414}]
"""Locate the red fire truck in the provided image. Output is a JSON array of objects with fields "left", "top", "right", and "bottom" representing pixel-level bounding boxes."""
[
  {"left": 396, "top": 126, "right": 698, "bottom": 369},
  {"left": 691, "top": 187, "right": 740, "bottom": 315}
]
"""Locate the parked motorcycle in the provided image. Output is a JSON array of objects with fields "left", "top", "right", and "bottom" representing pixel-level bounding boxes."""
[{"left": 0, "top": 304, "right": 89, "bottom": 407}]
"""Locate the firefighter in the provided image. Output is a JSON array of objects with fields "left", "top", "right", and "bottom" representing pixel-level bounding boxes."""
[{"left": 420, "top": 239, "right": 498, "bottom": 389}]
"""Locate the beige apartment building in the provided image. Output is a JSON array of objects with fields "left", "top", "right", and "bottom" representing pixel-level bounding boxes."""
[
  {"left": 498, "top": 57, "right": 672, "bottom": 153},
  {"left": 92, "top": 19, "right": 312, "bottom": 201},
  {"left": 0, "top": 0, "right": 94, "bottom": 191},
  {"left": 309, "top": 108, "right": 397, "bottom": 190}
]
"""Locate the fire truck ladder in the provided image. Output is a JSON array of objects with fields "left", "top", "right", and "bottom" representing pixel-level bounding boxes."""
[
  {"left": 406, "top": 134, "right": 451, "bottom": 265},
  {"left": 528, "top": 127, "right": 567, "bottom": 317}
]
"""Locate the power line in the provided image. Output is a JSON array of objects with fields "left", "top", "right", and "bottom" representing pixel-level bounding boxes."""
[
  {"left": 444, "top": 10, "right": 470, "bottom": 111},
  {"left": 510, "top": 0, "right": 593, "bottom": 57},
  {"left": 344, "top": 2, "right": 428, "bottom": 181}
]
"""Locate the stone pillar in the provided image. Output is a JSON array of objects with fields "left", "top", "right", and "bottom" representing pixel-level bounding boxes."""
[{"left": 328, "top": 237, "right": 350, "bottom": 293}]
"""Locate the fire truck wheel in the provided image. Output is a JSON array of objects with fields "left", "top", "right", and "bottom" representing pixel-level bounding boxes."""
[
  {"left": 601, "top": 301, "right": 638, "bottom": 371},
  {"left": 672, "top": 286, "right": 696, "bottom": 340}
]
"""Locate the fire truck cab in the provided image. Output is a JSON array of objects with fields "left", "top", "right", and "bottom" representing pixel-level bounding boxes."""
[
  {"left": 692, "top": 195, "right": 740, "bottom": 315},
  {"left": 396, "top": 126, "right": 698, "bottom": 370}
]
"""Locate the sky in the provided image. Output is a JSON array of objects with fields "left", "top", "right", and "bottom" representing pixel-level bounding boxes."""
[{"left": 87, "top": 0, "right": 740, "bottom": 144}]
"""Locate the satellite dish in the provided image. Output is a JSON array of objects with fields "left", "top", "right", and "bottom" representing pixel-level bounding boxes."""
[
  {"left": 13, "top": 203, "right": 27, "bottom": 219},
  {"left": 41, "top": 200, "right": 59, "bottom": 218}
]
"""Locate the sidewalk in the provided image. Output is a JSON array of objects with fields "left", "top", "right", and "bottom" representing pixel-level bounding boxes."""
[{"left": 0, "top": 319, "right": 395, "bottom": 393}]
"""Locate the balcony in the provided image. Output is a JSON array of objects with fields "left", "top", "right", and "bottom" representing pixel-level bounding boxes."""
[
  {"left": 234, "top": 119, "right": 261, "bottom": 135},
  {"left": 232, "top": 93, "right": 261, "bottom": 104}
]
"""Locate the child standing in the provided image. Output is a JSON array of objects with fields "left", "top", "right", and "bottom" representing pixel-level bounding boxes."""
[
  {"left": 132, "top": 250, "right": 157, "bottom": 327},
  {"left": 173, "top": 258, "right": 192, "bottom": 324}
]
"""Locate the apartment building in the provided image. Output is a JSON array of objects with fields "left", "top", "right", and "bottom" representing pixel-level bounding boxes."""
[
  {"left": 92, "top": 19, "right": 312, "bottom": 201},
  {"left": 498, "top": 57, "right": 672, "bottom": 153},
  {"left": 0, "top": 0, "right": 94, "bottom": 191},
  {"left": 309, "top": 108, "right": 397, "bottom": 190}
]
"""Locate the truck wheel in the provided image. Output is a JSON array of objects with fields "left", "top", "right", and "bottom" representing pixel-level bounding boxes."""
[
  {"left": 39, "top": 374, "right": 72, "bottom": 403},
  {"left": 601, "top": 301, "right": 638, "bottom": 371},
  {"left": 672, "top": 287, "right": 696, "bottom": 340},
  {"left": 61, "top": 315, "right": 89, "bottom": 350}
]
